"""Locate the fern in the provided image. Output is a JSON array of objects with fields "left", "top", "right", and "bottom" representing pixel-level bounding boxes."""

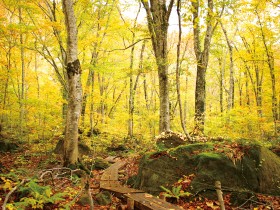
[
  {"left": 160, "top": 185, "right": 191, "bottom": 202},
  {"left": 11, "top": 179, "right": 65, "bottom": 209}
]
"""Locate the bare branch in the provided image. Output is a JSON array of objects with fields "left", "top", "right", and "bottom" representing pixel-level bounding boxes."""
[
  {"left": 107, "top": 38, "right": 151, "bottom": 52},
  {"left": 2, "top": 179, "right": 29, "bottom": 210}
]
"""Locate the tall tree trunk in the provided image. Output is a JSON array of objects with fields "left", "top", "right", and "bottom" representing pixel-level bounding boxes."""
[
  {"left": 97, "top": 74, "right": 106, "bottom": 123},
  {"left": 130, "top": 41, "right": 145, "bottom": 137},
  {"left": 34, "top": 44, "right": 42, "bottom": 139},
  {"left": 237, "top": 71, "right": 243, "bottom": 106},
  {"left": 81, "top": 63, "right": 94, "bottom": 127},
  {"left": 141, "top": 0, "right": 174, "bottom": 133},
  {"left": 220, "top": 22, "right": 234, "bottom": 110},
  {"left": 256, "top": 11, "right": 279, "bottom": 134},
  {"left": 81, "top": 1, "right": 114, "bottom": 127},
  {"left": 127, "top": 3, "right": 141, "bottom": 138},
  {"left": 218, "top": 57, "right": 224, "bottom": 113},
  {"left": 183, "top": 74, "right": 188, "bottom": 125},
  {"left": 128, "top": 37, "right": 136, "bottom": 138},
  {"left": 245, "top": 71, "right": 250, "bottom": 106},
  {"left": 89, "top": 70, "right": 95, "bottom": 136},
  {"left": 2, "top": 43, "right": 12, "bottom": 127},
  {"left": 143, "top": 74, "right": 149, "bottom": 110},
  {"left": 176, "top": 0, "right": 191, "bottom": 140},
  {"left": 192, "top": 0, "right": 219, "bottom": 134},
  {"left": 62, "top": 0, "right": 83, "bottom": 167},
  {"left": 240, "top": 36, "right": 263, "bottom": 117},
  {"left": 19, "top": 7, "right": 25, "bottom": 137}
]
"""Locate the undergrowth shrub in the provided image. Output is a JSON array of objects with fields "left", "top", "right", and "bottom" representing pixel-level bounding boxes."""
[{"left": 1, "top": 177, "right": 65, "bottom": 210}]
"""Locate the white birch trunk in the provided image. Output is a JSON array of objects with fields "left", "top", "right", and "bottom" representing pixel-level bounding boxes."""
[{"left": 62, "top": 0, "right": 83, "bottom": 166}]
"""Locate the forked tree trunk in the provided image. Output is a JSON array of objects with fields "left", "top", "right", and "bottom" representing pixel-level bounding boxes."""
[
  {"left": 141, "top": 0, "right": 174, "bottom": 133},
  {"left": 192, "top": 0, "right": 218, "bottom": 134},
  {"left": 62, "top": 0, "right": 83, "bottom": 167}
]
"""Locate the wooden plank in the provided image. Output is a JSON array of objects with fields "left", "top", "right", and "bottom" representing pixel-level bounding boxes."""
[
  {"left": 100, "top": 161, "right": 182, "bottom": 210},
  {"left": 127, "top": 198, "right": 134, "bottom": 210},
  {"left": 101, "top": 161, "right": 127, "bottom": 181},
  {"left": 104, "top": 156, "right": 118, "bottom": 163},
  {"left": 100, "top": 180, "right": 144, "bottom": 195},
  {"left": 124, "top": 193, "right": 183, "bottom": 210},
  {"left": 100, "top": 180, "right": 120, "bottom": 188}
]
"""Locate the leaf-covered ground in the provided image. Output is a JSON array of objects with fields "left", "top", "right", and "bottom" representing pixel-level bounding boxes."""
[{"left": 0, "top": 141, "right": 280, "bottom": 210}]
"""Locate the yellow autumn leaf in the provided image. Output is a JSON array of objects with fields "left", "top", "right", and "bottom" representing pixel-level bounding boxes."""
[
  {"left": 6, "top": 204, "right": 15, "bottom": 210},
  {"left": 2, "top": 177, "right": 13, "bottom": 191},
  {"left": 45, "top": 188, "right": 52, "bottom": 198}
]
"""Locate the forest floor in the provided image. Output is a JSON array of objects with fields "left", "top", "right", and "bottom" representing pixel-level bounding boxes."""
[{"left": 0, "top": 141, "right": 280, "bottom": 210}]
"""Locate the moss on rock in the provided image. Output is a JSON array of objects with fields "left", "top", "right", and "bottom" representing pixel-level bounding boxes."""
[{"left": 134, "top": 142, "right": 280, "bottom": 199}]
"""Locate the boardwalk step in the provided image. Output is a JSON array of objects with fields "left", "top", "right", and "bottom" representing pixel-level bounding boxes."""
[
  {"left": 124, "top": 193, "right": 182, "bottom": 210},
  {"left": 100, "top": 160, "right": 182, "bottom": 210},
  {"left": 101, "top": 161, "right": 127, "bottom": 181}
]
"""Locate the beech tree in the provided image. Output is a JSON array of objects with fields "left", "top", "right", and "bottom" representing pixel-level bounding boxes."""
[
  {"left": 0, "top": 0, "right": 279, "bottom": 146},
  {"left": 256, "top": 9, "right": 279, "bottom": 134},
  {"left": 141, "top": 0, "right": 174, "bottom": 133},
  {"left": 62, "top": 0, "right": 83, "bottom": 167},
  {"left": 176, "top": 0, "right": 191, "bottom": 140},
  {"left": 191, "top": 0, "right": 222, "bottom": 134}
]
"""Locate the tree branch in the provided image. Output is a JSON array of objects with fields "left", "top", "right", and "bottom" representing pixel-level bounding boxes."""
[
  {"left": 167, "top": 0, "right": 175, "bottom": 19},
  {"left": 107, "top": 38, "right": 151, "bottom": 52},
  {"left": 2, "top": 179, "right": 29, "bottom": 210}
]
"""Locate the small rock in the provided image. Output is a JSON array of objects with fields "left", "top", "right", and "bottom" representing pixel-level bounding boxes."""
[
  {"left": 94, "top": 158, "right": 110, "bottom": 170},
  {"left": 95, "top": 191, "right": 112, "bottom": 205},
  {"left": 77, "top": 193, "right": 93, "bottom": 206}
]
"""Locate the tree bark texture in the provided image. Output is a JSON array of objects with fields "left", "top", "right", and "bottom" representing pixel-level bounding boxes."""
[
  {"left": 97, "top": 73, "right": 107, "bottom": 123},
  {"left": 62, "top": 0, "right": 83, "bottom": 167},
  {"left": 192, "top": 0, "right": 216, "bottom": 134},
  {"left": 176, "top": 0, "right": 191, "bottom": 140},
  {"left": 220, "top": 22, "right": 234, "bottom": 110},
  {"left": 218, "top": 58, "right": 224, "bottom": 113},
  {"left": 127, "top": 2, "right": 142, "bottom": 138},
  {"left": 141, "top": 0, "right": 174, "bottom": 133},
  {"left": 257, "top": 11, "right": 279, "bottom": 134},
  {"left": 128, "top": 43, "right": 145, "bottom": 138},
  {"left": 19, "top": 7, "right": 25, "bottom": 137},
  {"left": 240, "top": 36, "right": 264, "bottom": 117},
  {"left": 81, "top": 1, "right": 114, "bottom": 127}
]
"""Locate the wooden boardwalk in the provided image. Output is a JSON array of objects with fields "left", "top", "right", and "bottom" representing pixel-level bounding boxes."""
[{"left": 100, "top": 160, "right": 182, "bottom": 210}]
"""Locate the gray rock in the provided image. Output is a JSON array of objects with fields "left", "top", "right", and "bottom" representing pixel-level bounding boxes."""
[
  {"left": 95, "top": 191, "right": 112, "bottom": 205},
  {"left": 135, "top": 143, "right": 280, "bottom": 199}
]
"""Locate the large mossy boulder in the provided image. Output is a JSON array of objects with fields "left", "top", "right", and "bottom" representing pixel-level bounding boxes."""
[{"left": 134, "top": 143, "right": 280, "bottom": 197}]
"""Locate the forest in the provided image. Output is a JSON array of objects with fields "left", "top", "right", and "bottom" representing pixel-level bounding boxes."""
[{"left": 0, "top": 0, "right": 280, "bottom": 209}]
